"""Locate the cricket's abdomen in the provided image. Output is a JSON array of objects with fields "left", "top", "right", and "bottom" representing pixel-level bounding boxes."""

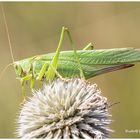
[
  {"left": 57, "top": 62, "right": 81, "bottom": 78},
  {"left": 40, "top": 48, "right": 140, "bottom": 79}
]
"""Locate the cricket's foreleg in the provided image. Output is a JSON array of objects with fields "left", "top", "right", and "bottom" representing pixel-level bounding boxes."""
[
  {"left": 21, "top": 84, "right": 26, "bottom": 103},
  {"left": 20, "top": 74, "right": 35, "bottom": 93},
  {"left": 31, "top": 78, "right": 35, "bottom": 90},
  {"left": 83, "top": 42, "right": 94, "bottom": 50},
  {"left": 20, "top": 77, "right": 30, "bottom": 102}
]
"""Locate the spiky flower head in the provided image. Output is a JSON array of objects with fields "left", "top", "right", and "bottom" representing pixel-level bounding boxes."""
[{"left": 17, "top": 78, "right": 112, "bottom": 138}]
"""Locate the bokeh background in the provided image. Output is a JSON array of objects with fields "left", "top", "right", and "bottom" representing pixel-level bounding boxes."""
[{"left": 0, "top": 2, "right": 140, "bottom": 138}]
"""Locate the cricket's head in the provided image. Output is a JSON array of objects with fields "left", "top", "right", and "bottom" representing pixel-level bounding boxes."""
[{"left": 14, "top": 58, "right": 33, "bottom": 79}]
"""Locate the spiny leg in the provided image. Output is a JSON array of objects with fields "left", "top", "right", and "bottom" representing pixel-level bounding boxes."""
[
  {"left": 20, "top": 79, "right": 29, "bottom": 103},
  {"left": 46, "top": 26, "right": 86, "bottom": 82},
  {"left": 20, "top": 80, "right": 34, "bottom": 104},
  {"left": 21, "top": 82, "right": 26, "bottom": 103},
  {"left": 65, "top": 28, "right": 85, "bottom": 79},
  {"left": 46, "top": 27, "right": 66, "bottom": 82},
  {"left": 20, "top": 74, "right": 33, "bottom": 102},
  {"left": 31, "top": 78, "right": 35, "bottom": 90},
  {"left": 36, "top": 62, "right": 63, "bottom": 82}
]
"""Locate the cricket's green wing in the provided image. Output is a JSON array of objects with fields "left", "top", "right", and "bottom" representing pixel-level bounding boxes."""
[{"left": 42, "top": 48, "right": 140, "bottom": 79}]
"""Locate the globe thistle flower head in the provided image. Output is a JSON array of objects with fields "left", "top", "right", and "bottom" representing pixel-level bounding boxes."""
[{"left": 17, "top": 78, "right": 112, "bottom": 139}]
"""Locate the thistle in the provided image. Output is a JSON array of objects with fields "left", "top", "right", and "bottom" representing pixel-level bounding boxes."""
[{"left": 16, "top": 78, "right": 112, "bottom": 138}]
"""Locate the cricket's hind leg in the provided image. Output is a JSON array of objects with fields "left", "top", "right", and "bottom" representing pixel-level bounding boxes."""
[
  {"left": 37, "top": 62, "right": 63, "bottom": 82},
  {"left": 37, "top": 63, "right": 48, "bottom": 81},
  {"left": 46, "top": 26, "right": 86, "bottom": 82},
  {"left": 46, "top": 27, "right": 66, "bottom": 82},
  {"left": 64, "top": 28, "right": 85, "bottom": 79},
  {"left": 20, "top": 74, "right": 32, "bottom": 94}
]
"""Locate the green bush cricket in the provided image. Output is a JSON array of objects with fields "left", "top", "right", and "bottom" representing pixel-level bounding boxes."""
[{"left": 1, "top": 4, "right": 140, "bottom": 99}]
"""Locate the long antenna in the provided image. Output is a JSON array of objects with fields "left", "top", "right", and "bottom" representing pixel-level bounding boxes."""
[
  {"left": 1, "top": 3, "right": 15, "bottom": 63},
  {"left": 0, "top": 63, "right": 13, "bottom": 80}
]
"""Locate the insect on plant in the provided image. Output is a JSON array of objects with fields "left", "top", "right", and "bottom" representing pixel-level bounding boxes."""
[{"left": 1, "top": 4, "right": 140, "bottom": 99}]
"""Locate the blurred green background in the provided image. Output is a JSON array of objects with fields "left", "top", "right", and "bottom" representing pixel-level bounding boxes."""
[{"left": 0, "top": 2, "right": 140, "bottom": 138}]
